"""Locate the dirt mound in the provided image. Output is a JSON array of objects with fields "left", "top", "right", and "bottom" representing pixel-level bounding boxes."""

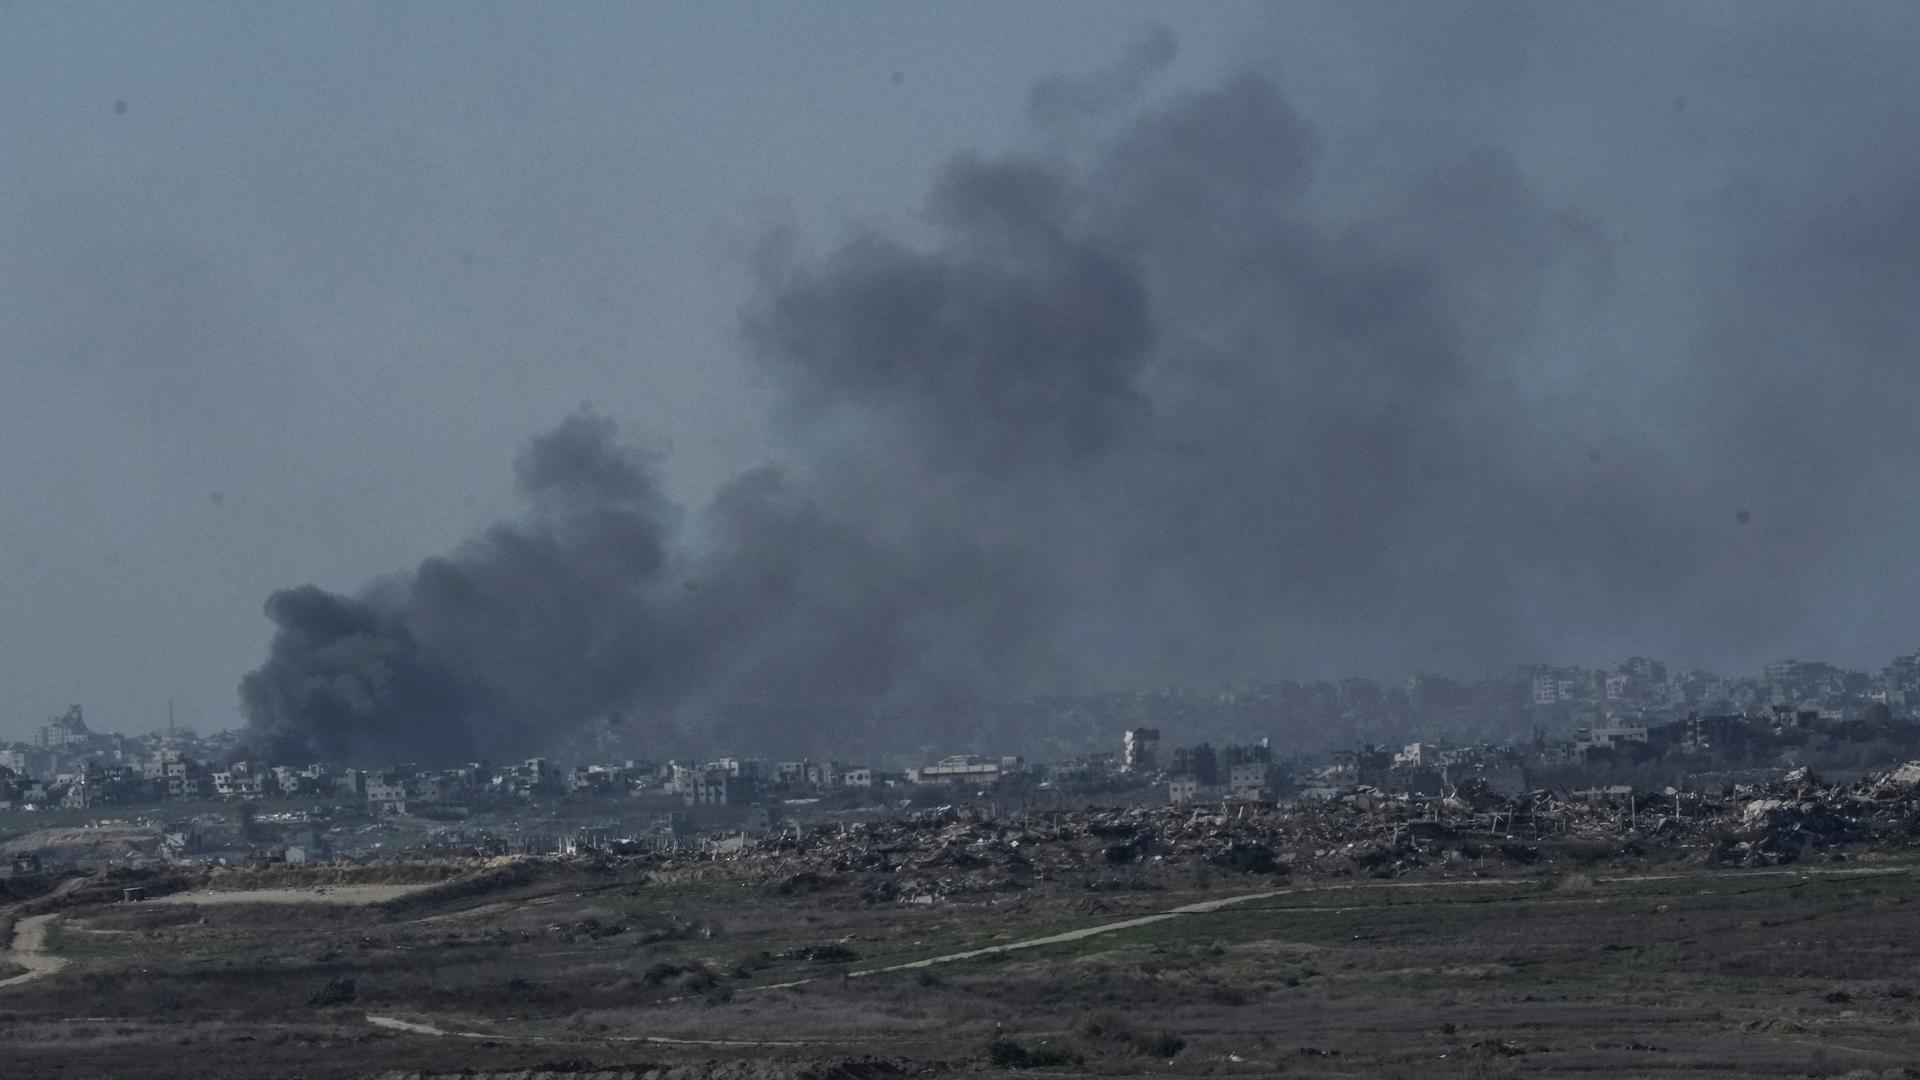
[
  {"left": 206, "top": 860, "right": 475, "bottom": 890},
  {"left": 0, "top": 824, "right": 158, "bottom": 863},
  {"left": 374, "top": 859, "right": 549, "bottom": 914}
]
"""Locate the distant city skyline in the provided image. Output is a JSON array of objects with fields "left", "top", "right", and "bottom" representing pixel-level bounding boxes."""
[{"left": 11, "top": 643, "right": 1917, "bottom": 747}]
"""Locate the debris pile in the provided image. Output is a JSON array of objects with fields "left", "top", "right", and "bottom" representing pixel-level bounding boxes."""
[{"left": 605, "top": 760, "right": 1920, "bottom": 900}]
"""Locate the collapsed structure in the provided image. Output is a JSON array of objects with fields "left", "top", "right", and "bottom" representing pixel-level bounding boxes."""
[{"left": 608, "top": 760, "right": 1920, "bottom": 903}]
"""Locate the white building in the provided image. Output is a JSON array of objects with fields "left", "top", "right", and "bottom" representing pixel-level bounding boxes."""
[
  {"left": 1393, "top": 742, "right": 1441, "bottom": 769},
  {"left": 1227, "top": 762, "right": 1276, "bottom": 801},
  {"left": 908, "top": 755, "right": 1020, "bottom": 785}
]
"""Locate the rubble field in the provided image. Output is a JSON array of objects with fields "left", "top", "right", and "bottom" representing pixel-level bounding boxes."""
[
  {"left": 623, "top": 758, "right": 1920, "bottom": 897},
  {"left": 3, "top": 762, "right": 1920, "bottom": 1078}
]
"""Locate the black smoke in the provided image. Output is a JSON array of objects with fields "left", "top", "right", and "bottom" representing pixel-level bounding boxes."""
[
  {"left": 244, "top": 411, "right": 678, "bottom": 764},
  {"left": 242, "top": 42, "right": 1920, "bottom": 764}
]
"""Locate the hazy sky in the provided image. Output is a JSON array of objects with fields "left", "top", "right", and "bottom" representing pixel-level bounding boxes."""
[{"left": 5, "top": 3, "right": 1918, "bottom": 740}]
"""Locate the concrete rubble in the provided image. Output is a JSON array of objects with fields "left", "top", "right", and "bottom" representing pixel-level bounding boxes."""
[{"left": 568, "top": 760, "right": 1920, "bottom": 899}]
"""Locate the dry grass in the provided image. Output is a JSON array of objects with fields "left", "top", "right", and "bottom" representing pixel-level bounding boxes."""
[{"left": 4, "top": 858, "right": 1920, "bottom": 1077}]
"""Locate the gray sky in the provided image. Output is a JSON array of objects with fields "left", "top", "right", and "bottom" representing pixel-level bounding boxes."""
[{"left": 5, "top": 3, "right": 1919, "bottom": 741}]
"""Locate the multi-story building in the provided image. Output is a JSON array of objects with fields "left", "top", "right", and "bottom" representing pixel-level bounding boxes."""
[
  {"left": 908, "top": 755, "right": 1021, "bottom": 785},
  {"left": 683, "top": 770, "right": 756, "bottom": 805},
  {"left": 144, "top": 749, "right": 206, "bottom": 799},
  {"left": 211, "top": 763, "right": 269, "bottom": 799},
  {"left": 1122, "top": 728, "right": 1160, "bottom": 772},
  {"left": 775, "top": 759, "right": 844, "bottom": 789},
  {"left": 61, "top": 763, "right": 139, "bottom": 808},
  {"left": 1227, "top": 761, "right": 1276, "bottom": 801},
  {"left": 1530, "top": 671, "right": 1562, "bottom": 706},
  {"left": 1394, "top": 742, "right": 1440, "bottom": 769},
  {"left": 365, "top": 773, "right": 411, "bottom": 814},
  {"left": 33, "top": 706, "right": 92, "bottom": 750},
  {"left": 1167, "top": 777, "right": 1208, "bottom": 805},
  {"left": 1170, "top": 744, "right": 1220, "bottom": 785},
  {"left": 709, "top": 757, "right": 766, "bottom": 780}
]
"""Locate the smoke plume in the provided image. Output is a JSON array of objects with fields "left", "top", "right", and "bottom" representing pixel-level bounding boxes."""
[{"left": 242, "top": 40, "right": 1920, "bottom": 764}]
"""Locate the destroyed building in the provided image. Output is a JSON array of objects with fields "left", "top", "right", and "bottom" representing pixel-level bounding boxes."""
[{"left": 1122, "top": 727, "right": 1160, "bottom": 771}]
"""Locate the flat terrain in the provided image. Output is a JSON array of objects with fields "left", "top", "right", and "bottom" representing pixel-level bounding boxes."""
[
  {"left": 5, "top": 854, "right": 1920, "bottom": 1078},
  {"left": 146, "top": 884, "right": 436, "bottom": 906}
]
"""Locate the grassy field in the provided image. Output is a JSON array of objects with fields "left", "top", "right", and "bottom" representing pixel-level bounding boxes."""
[{"left": 4, "top": 856, "right": 1920, "bottom": 1077}]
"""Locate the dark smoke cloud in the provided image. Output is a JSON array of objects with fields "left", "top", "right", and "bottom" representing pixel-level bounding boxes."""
[
  {"left": 242, "top": 41, "right": 1920, "bottom": 764},
  {"left": 747, "top": 154, "right": 1155, "bottom": 475},
  {"left": 241, "top": 585, "right": 477, "bottom": 765},
  {"left": 244, "top": 412, "right": 678, "bottom": 764}
]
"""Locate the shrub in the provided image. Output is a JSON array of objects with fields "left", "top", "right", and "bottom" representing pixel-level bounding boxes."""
[
  {"left": 1080, "top": 1011, "right": 1187, "bottom": 1058},
  {"left": 783, "top": 943, "right": 859, "bottom": 964},
  {"left": 1080, "top": 1011, "right": 1129, "bottom": 1039},
  {"left": 306, "top": 977, "right": 357, "bottom": 1006},
  {"left": 640, "top": 962, "right": 686, "bottom": 986},
  {"left": 673, "top": 968, "right": 718, "bottom": 994},
  {"left": 1130, "top": 1030, "right": 1187, "bottom": 1058},
  {"left": 1207, "top": 984, "right": 1253, "bottom": 1006},
  {"left": 985, "top": 1035, "right": 1080, "bottom": 1069}
]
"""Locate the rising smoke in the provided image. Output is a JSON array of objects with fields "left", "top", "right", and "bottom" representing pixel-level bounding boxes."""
[{"left": 242, "top": 37, "right": 1920, "bottom": 765}]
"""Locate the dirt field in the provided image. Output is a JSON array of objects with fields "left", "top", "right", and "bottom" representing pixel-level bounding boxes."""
[
  {"left": 4, "top": 856, "right": 1920, "bottom": 1078},
  {"left": 146, "top": 884, "right": 437, "bottom": 906}
]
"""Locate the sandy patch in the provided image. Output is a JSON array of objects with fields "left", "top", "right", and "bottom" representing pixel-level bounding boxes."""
[{"left": 147, "top": 884, "right": 433, "bottom": 906}]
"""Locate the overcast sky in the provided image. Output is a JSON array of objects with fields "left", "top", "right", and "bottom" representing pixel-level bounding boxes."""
[{"left": 4, "top": 3, "right": 1918, "bottom": 740}]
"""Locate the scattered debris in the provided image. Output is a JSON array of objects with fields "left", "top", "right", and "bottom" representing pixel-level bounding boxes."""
[{"left": 626, "top": 759, "right": 1920, "bottom": 897}]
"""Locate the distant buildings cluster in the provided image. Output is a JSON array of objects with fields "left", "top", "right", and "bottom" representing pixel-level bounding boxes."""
[
  {"left": 0, "top": 711, "right": 889, "bottom": 816},
  {"left": 5, "top": 649, "right": 1920, "bottom": 818},
  {"left": 925, "top": 650, "right": 1920, "bottom": 772},
  {"left": 0, "top": 706, "right": 238, "bottom": 811},
  {"left": 667, "top": 756, "right": 876, "bottom": 805},
  {"left": 1520, "top": 653, "right": 1920, "bottom": 718}
]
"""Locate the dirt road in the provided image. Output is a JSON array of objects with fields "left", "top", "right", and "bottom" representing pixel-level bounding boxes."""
[
  {"left": 365, "top": 1013, "right": 809, "bottom": 1047},
  {"left": 0, "top": 914, "right": 69, "bottom": 989},
  {"left": 755, "top": 885, "right": 1301, "bottom": 991}
]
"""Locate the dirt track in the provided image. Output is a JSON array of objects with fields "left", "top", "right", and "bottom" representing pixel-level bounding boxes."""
[
  {"left": 0, "top": 915, "right": 69, "bottom": 989},
  {"left": 365, "top": 1013, "right": 811, "bottom": 1047},
  {"left": 830, "top": 863, "right": 1920, "bottom": 984}
]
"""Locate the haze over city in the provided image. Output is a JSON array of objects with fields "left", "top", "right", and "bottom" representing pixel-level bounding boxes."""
[
  {"left": 11, "top": 9, "right": 1920, "bottom": 1079},
  {"left": 4, "top": 3, "right": 1919, "bottom": 752}
]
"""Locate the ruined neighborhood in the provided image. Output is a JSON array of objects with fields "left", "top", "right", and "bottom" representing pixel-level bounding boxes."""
[
  {"left": 5, "top": 647, "right": 1920, "bottom": 883},
  {"left": 10, "top": 4, "right": 1920, "bottom": 1076}
]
